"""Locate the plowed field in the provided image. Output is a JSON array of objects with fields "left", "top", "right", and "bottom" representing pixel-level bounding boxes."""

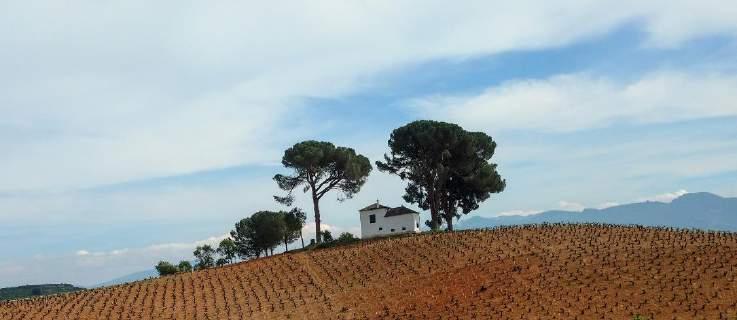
[{"left": 2, "top": 224, "right": 737, "bottom": 319}]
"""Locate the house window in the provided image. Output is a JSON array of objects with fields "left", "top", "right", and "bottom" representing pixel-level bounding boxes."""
[
  {"left": 402, "top": 227, "right": 406, "bottom": 231},
  {"left": 391, "top": 228, "right": 395, "bottom": 232},
  {"left": 369, "top": 214, "right": 376, "bottom": 223},
  {"left": 416, "top": 222, "right": 420, "bottom": 228},
  {"left": 379, "top": 227, "right": 383, "bottom": 231}
]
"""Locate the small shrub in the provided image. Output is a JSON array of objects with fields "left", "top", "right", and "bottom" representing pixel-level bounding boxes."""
[
  {"left": 177, "top": 261, "right": 193, "bottom": 273},
  {"left": 155, "top": 261, "right": 179, "bottom": 276}
]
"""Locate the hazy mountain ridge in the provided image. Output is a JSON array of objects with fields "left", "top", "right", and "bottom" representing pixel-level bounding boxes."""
[
  {"left": 460, "top": 192, "right": 737, "bottom": 231},
  {"left": 93, "top": 269, "right": 157, "bottom": 288},
  {"left": 0, "top": 284, "right": 84, "bottom": 301}
]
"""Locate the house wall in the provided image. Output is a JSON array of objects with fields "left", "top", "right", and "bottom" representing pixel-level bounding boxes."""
[{"left": 360, "top": 209, "right": 420, "bottom": 239}]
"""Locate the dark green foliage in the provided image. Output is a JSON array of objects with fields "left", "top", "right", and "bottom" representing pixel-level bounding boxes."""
[
  {"left": 230, "top": 218, "right": 265, "bottom": 259},
  {"left": 273, "top": 140, "right": 372, "bottom": 243},
  {"left": 321, "top": 230, "right": 334, "bottom": 242},
  {"left": 215, "top": 258, "right": 229, "bottom": 267},
  {"left": 230, "top": 211, "right": 287, "bottom": 258},
  {"left": 177, "top": 261, "right": 193, "bottom": 273},
  {"left": 0, "top": 284, "right": 84, "bottom": 301},
  {"left": 193, "top": 245, "right": 216, "bottom": 270},
  {"left": 155, "top": 261, "right": 179, "bottom": 276},
  {"left": 216, "top": 238, "right": 238, "bottom": 264},
  {"left": 336, "top": 232, "right": 359, "bottom": 243},
  {"left": 288, "top": 207, "right": 307, "bottom": 248},
  {"left": 282, "top": 209, "right": 303, "bottom": 251},
  {"left": 377, "top": 120, "right": 505, "bottom": 231}
]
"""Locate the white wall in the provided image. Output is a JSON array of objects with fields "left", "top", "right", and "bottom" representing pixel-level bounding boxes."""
[{"left": 359, "top": 208, "right": 420, "bottom": 239}]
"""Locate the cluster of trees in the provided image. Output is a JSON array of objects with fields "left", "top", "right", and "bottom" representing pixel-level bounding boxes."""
[
  {"left": 230, "top": 209, "right": 306, "bottom": 258},
  {"left": 155, "top": 238, "right": 238, "bottom": 276},
  {"left": 377, "top": 120, "right": 506, "bottom": 231},
  {"left": 156, "top": 210, "right": 308, "bottom": 276},
  {"left": 155, "top": 120, "right": 504, "bottom": 275},
  {"left": 272, "top": 120, "right": 505, "bottom": 238},
  {"left": 154, "top": 260, "right": 193, "bottom": 276}
]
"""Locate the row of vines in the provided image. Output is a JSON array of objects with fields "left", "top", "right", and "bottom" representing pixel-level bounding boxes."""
[{"left": 2, "top": 224, "right": 736, "bottom": 319}]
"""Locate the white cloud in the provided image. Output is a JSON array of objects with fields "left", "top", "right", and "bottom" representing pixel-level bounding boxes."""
[
  {"left": 0, "top": 234, "right": 231, "bottom": 287},
  {"left": 302, "top": 222, "right": 362, "bottom": 239},
  {"left": 641, "top": 189, "right": 689, "bottom": 203},
  {"left": 415, "top": 71, "right": 737, "bottom": 132},
  {"left": 2, "top": 0, "right": 737, "bottom": 288},
  {"left": 496, "top": 209, "right": 544, "bottom": 217},
  {"left": 495, "top": 189, "right": 691, "bottom": 218},
  {"left": 2, "top": 1, "right": 737, "bottom": 191},
  {"left": 595, "top": 202, "right": 620, "bottom": 210},
  {"left": 558, "top": 200, "right": 585, "bottom": 212}
]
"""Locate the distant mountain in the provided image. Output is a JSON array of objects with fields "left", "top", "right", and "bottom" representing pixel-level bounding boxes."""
[
  {"left": 0, "top": 284, "right": 84, "bottom": 301},
  {"left": 459, "top": 192, "right": 737, "bottom": 231},
  {"left": 93, "top": 269, "right": 157, "bottom": 288}
]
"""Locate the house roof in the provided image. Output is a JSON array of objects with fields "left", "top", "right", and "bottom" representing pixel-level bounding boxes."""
[
  {"left": 384, "top": 206, "right": 419, "bottom": 217},
  {"left": 359, "top": 202, "right": 391, "bottom": 212}
]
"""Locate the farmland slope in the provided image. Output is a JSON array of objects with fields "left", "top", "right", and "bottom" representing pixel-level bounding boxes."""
[{"left": 2, "top": 224, "right": 737, "bottom": 319}]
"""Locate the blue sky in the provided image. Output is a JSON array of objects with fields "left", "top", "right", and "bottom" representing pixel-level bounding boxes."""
[{"left": 1, "top": 1, "right": 737, "bottom": 287}]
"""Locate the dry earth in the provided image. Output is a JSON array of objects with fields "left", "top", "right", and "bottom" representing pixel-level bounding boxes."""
[{"left": 2, "top": 224, "right": 737, "bottom": 319}]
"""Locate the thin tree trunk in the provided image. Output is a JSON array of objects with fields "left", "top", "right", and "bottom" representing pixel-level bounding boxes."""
[
  {"left": 300, "top": 230, "right": 305, "bottom": 248},
  {"left": 442, "top": 194, "right": 454, "bottom": 231},
  {"left": 428, "top": 188, "right": 440, "bottom": 230},
  {"left": 312, "top": 191, "right": 322, "bottom": 244},
  {"left": 284, "top": 236, "right": 289, "bottom": 252}
]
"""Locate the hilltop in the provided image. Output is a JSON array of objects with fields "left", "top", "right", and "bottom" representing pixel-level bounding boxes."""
[
  {"left": 2, "top": 224, "right": 737, "bottom": 319},
  {"left": 0, "top": 284, "right": 83, "bottom": 302}
]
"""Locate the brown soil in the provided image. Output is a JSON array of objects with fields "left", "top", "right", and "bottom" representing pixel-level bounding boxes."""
[{"left": 2, "top": 224, "right": 737, "bottom": 319}]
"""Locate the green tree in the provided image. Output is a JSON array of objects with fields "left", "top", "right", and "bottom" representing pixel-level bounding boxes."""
[
  {"left": 273, "top": 140, "right": 372, "bottom": 243},
  {"left": 193, "top": 245, "right": 216, "bottom": 270},
  {"left": 155, "top": 261, "right": 179, "bottom": 276},
  {"left": 283, "top": 209, "right": 305, "bottom": 251},
  {"left": 217, "top": 238, "right": 238, "bottom": 264},
  {"left": 377, "top": 120, "right": 505, "bottom": 231},
  {"left": 231, "top": 217, "right": 262, "bottom": 259},
  {"left": 215, "top": 258, "right": 229, "bottom": 267},
  {"left": 336, "top": 232, "right": 358, "bottom": 243},
  {"left": 321, "top": 230, "right": 334, "bottom": 242},
  {"left": 177, "top": 260, "right": 193, "bottom": 273},
  {"left": 437, "top": 131, "right": 505, "bottom": 230},
  {"left": 230, "top": 211, "right": 287, "bottom": 258},
  {"left": 256, "top": 211, "right": 287, "bottom": 256}
]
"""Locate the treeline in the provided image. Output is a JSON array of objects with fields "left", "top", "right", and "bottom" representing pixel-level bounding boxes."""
[
  {"left": 156, "top": 120, "right": 505, "bottom": 275},
  {"left": 156, "top": 209, "right": 359, "bottom": 276},
  {"left": 0, "top": 284, "right": 84, "bottom": 301}
]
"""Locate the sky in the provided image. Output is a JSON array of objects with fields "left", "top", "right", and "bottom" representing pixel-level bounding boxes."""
[{"left": 1, "top": 1, "right": 737, "bottom": 287}]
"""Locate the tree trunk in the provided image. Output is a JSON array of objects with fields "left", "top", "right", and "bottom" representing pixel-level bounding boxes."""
[
  {"left": 300, "top": 230, "right": 305, "bottom": 248},
  {"left": 312, "top": 191, "right": 322, "bottom": 244},
  {"left": 284, "top": 236, "right": 289, "bottom": 252},
  {"left": 428, "top": 188, "right": 440, "bottom": 231},
  {"left": 442, "top": 194, "right": 454, "bottom": 231}
]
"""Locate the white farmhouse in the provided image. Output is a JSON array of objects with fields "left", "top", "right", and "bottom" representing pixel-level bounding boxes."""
[{"left": 359, "top": 201, "right": 421, "bottom": 238}]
